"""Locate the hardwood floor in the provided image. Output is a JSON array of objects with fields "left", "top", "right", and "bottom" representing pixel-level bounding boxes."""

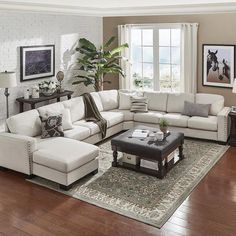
[{"left": 0, "top": 147, "right": 236, "bottom": 236}]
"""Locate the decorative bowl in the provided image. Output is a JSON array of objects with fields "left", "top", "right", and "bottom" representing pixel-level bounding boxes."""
[{"left": 40, "top": 89, "right": 56, "bottom": 97}]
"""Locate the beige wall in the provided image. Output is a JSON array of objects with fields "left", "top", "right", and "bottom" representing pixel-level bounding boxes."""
[{"left": 103, "top": 13, "right": 236, "bottom": 107}]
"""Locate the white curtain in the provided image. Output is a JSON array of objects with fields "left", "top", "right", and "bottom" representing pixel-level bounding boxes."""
[
  {"left": 180, "top": 23, "right": 199, "bottom": 94},
  {"left": 118, "top": 25, "right": 132, "bottom": 89}
]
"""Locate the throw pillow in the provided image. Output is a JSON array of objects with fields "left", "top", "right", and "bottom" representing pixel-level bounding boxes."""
[
  {"left": 130, "top": 96, "right": 148, "bottom": 113},
  {"left": 182, "top": 101, "right": 210, "bottom": 117},
  {"left": 42, "top": 108, "right": 73, "bottom": 131},
  {"left": 119, "top": 92, "right": 136, "bottom": 110},
  {"left": 40, "top": 115, "right": 64, "bottom": 139},
  {"left": 61, "top": 109, "right": 73, "bottom": 130}
]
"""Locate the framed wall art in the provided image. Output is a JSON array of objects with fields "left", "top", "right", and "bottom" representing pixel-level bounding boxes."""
[
  {"left": 20, "top": 45, "right": 55, "bottom": 82},
  {"left": 202, "top": 44, "right": 235, "bottom": 88}
]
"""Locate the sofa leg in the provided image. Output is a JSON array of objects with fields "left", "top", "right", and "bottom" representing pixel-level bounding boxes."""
[
  {"left": 59, "top": 184, "right": 72, "bottom": 191},
  {"left": 25, "top": 174, "right": 35, "bottom": 179},
  {"left": 0, "top": 166, "right": 8, "bottom": 171},
  {"left": 218, "top": 141, "right": 228, "bottom": 145},
  {"left": 92, "top": 169, "right": 98, "bottom": 175}
]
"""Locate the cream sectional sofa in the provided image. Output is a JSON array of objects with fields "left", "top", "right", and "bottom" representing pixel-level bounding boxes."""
[{"left": 0, "top": 90, "right": 230, "bottom": 189}]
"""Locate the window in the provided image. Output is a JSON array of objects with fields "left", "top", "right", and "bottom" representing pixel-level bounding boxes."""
[{"left": 131, "top": 25, "right": 181, "bottom": 92}]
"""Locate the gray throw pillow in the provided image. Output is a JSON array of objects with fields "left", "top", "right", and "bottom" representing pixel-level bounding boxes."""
[
  {"left": 40, "top": 115, "right": 64, "bottom": 139},
  {"left": 182, "top": 101, "right": 210, "bottom": 117}
]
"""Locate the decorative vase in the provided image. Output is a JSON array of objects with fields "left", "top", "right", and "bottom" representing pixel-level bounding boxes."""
[
  {"left": 24, "top": 87, "right": 30, "bottom": 99},
  {"left": 32, "top": 86, "right": 40, "bottom": 99}
]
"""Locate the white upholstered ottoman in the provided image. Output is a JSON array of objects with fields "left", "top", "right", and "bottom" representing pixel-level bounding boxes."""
[{"left": 32, "top": 137, "right": 99, "bottom": 190}]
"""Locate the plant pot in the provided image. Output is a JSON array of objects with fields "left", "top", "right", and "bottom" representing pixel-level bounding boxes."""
[
  {"left": 95, "top": 82, "right": 103, "bottom": 92},
  {"left": 160, "top": 126, "right": 168, "bottom": 134}
]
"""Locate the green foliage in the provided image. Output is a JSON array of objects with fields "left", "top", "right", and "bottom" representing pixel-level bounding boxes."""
[
  {"left": 159, "top": 118, "right": 169, "bottom": 128},
  {"left": 133, "top": 73, "right": 152, "bottom": 89},
  {"left": 72, "top": 37, "right": 129, "bottom": 91}
]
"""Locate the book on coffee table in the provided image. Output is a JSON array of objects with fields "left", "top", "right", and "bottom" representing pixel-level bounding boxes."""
[{"left": 131, "top": 129, "right": 149, "bottom": 138}]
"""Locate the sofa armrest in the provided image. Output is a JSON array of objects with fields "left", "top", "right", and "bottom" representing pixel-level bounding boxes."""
[
  {"left": 0, "top": 132, "right": 37, "bottom": 174},
  {"left": 217, "top": 107, "right": 231, "bottom": 142}
]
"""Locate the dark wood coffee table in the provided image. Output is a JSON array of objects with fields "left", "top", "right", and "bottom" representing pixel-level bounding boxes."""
[{"left": 111, "top": 125, "right": 184, "bottom": 179}]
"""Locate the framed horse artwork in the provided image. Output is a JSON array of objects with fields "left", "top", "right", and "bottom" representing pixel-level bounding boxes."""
[{"left": 202, "top": 44, "right": 235, "bottom": 88}]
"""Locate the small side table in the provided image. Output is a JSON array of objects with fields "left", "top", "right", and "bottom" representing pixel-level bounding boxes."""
[
  {"left": 229, "top": 111, "right": 236, "bottom": 146},
  {"left": 16, "top": 90, "right": 74, "bottom": 113}
]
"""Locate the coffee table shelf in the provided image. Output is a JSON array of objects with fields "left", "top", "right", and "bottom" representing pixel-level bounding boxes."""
[{"left": 111, "top": 126, "right": 184, "bottom": 179}]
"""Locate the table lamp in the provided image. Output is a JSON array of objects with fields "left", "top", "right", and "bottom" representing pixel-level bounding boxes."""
[
  {"left": 231, "top": 79, "right": 236, "bottom": 112},
  {"left": 0, "top": 71, "right": 17, "bottom": 118},
  {"left": 233, "top": 79, "right": 236, "bottom": 94}
]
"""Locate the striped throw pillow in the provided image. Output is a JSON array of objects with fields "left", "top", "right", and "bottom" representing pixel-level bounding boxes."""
[{"left": 130, "top": 96, "right": 148, "bottom": 113}]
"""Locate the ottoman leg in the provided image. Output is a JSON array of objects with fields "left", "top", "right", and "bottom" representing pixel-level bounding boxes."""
[
  {"left": 112, "top": 150, "right": 118, "bottom": 167},
  {"left": 179, "top": 143, "right": 184, "bottom": 160},
  {"left": 25, "top": 174, "right": 35, "bottom": 179},
  {"left": 158, "top": 159, "right": 166, "bottom": 179},
  {"left": 92, "top": 169, "right": 98, "bottom": 175}
]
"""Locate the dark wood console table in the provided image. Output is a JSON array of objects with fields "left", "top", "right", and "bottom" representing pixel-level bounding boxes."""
[
  {"left": 16, "top": 90, "right": 74, "bottom": 113},
  {"left": 229, "top": 111, "right": 236, "bottom": 146}
]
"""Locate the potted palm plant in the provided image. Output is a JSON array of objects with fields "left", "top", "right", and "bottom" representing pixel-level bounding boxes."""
[{"left": 72, "top": 37, "right": 128, "bottom": 92}]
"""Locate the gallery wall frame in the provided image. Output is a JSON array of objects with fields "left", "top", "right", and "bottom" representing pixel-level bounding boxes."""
[
  {"left": 20, "top": 45, "right": 55, "bottom": 82},
  {"left": 202, "top": 44, "right": 235, "bottom": 88}
]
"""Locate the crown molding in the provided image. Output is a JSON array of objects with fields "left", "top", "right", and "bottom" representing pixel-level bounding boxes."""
[{"left": 0, "top": 1, "right": 236, "bottom": 16}]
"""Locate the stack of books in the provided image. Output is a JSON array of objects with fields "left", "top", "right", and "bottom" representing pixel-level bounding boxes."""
[{"left": 131, "top": 129, "right": 149, "bottom": 138}]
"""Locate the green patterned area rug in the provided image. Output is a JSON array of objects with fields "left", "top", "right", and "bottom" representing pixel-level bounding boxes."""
[{"left": 29, "top": 139, "right": 228, "bottom": 228}]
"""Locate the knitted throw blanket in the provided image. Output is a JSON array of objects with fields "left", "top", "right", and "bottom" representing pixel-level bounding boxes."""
[{"left": 83, "top": 93, "right": 107, "bottom": 139}]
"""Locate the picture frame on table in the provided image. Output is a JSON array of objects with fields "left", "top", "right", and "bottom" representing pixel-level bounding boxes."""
[
  {"left": 20, "top": 45, "right": 55, "bottom": 82},
  {"left": 202, "top": 44, "right": 235, "bottom": 88}
]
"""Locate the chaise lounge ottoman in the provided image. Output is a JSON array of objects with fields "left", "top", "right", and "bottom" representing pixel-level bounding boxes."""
[{"left": 32, "top": 137, "right": 99, "bottom": 190}]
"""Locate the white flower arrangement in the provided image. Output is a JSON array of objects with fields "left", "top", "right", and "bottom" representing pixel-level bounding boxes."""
[
  {"left": 39, "top": 81, "right": 58, "bottom": 91},
  {"left": 39, "top": 81, "right": 59, "bottom": 96}
]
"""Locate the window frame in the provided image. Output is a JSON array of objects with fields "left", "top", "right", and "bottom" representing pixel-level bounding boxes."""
[{"left": 130, "top": 23, "right": 182, "bottom": 92}]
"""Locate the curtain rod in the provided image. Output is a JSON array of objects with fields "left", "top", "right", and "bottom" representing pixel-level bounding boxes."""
[{"left": 118, "top": 23, "right": 199, "bottom": 27}]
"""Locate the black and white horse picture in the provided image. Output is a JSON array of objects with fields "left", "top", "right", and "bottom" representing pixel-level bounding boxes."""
[
  {"left": 207, "top": 49, "right": 230, "bottom": 81},
  {"left": 203, "top": 44, "right": 235, "bottom": 88}
]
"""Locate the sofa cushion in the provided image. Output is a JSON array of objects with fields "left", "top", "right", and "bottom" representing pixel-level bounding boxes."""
[
  {"left": 73, "top": 120, "right": 100, "bottom": 135},
  {"left": 111, "top": 109, "right": 134, "bottom": 121},
  {"left": 98, "top": 90, "right": 118, "bottom": 111},
  {"left": 163, "top": 113, "right": 190, "bottom": 128},
  {"left": 195, "top": 93, "right": 224, "bottom": 116},
  {"left": 144, "top": 91, "right": 168, "bottom": 112},
  {"left": 34, "top": 137, "right": 99, "bottom": 172},
  {"left": 61, "top": 109, "right": 73, "bottom": 130},
  {"left": 134, "top": 111, "right": 165, "bottom": 124},
  {"left": 101, "top": 111, "right": 124, "bottom": 127},
  {"left": 119, "top": 91, "right": 134, "bottom": 110},
  {"left": 64, "top": 126, "right": 91, "bottom": 141},
  {"left": 38, "top": 103, "right": 64, "bottom": 117},
  {"left": 6, "top": 110, "right": 41, "bottom": 137},
  {"left": 167, "top": 93, "right": 194, "bottom": 113},
  {"left": 188, "top": 116, "right": 218, "bottom": 131},
  {"left": 63, "top": 97, "right": 85, "bottom": 122},
  {"left": 90, "top": 92, "right": 103, "bottom": 111}
]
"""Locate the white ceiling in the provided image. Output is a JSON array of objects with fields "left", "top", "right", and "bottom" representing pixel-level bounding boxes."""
[{"left": 1, "top": 0, "right": 236, "bottom": 16}]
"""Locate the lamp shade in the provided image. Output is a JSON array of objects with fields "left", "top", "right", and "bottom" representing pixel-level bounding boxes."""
[
  {"left": 233, "top": 79, "right": 236, "bottom": 94},
  {"left": 0, "top": 71, "right": 17, "bottom": 88}
]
